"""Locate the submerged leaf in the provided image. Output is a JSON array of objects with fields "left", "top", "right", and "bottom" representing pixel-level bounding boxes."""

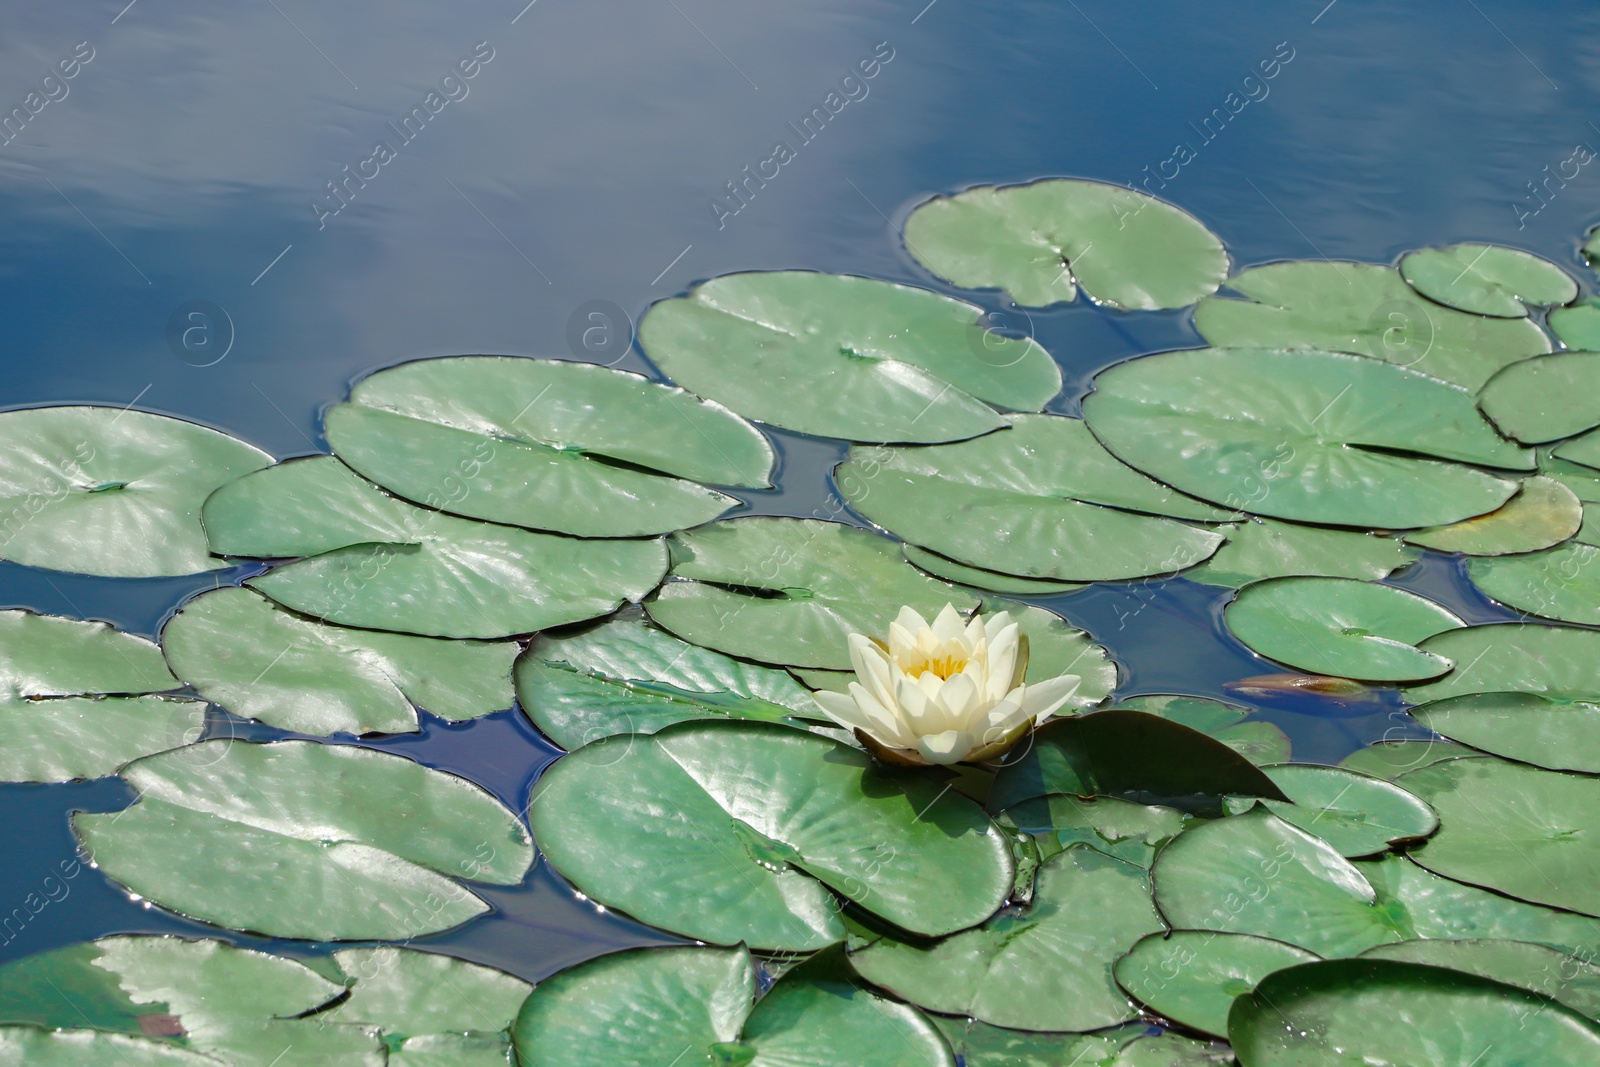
[{"left": 902, "top": 178, "right": 1228, "bottom": 309}]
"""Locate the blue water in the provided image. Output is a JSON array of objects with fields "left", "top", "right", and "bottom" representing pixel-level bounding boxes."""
[{"left": 0, "top": 0, "right": 1594, "bottom": 982}]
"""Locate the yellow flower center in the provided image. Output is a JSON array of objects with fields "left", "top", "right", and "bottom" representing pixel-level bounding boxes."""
[{"left": 905, "top": 652, "right": 970, "bottom": 680}]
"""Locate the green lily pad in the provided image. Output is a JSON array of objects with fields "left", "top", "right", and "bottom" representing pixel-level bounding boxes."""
[
  {"left": 74, "top": 740, "right": 533, "bottom": 940},
  {"left": 0, "top": 935, "right": 384, "bottom": 1067},
  {"left": 528, "top": 721, "right": 1012, "bottom": 951},
  {"left": 1116, "top": 695, "right": 1292, "bottom": 765},
  {"left": 1337, "top": 741, "right": 1482, "bottom": 780},
  {"left": 1399, "top": 757, "right": 1600, "bottom": 918},
  {"left": 1192, "top": 261, "right": 1551, "bottom": 389},
  {"left": 1083, "top": 347, "right": 1530, "bottom": 528},
  {"left": 162, "top": 588, "right": 517, "bottom": 736},
  {"left": 849, "top": 848, "right": 1164, "bottom": 1032},
  {"left": 325, "top": 356, "right": 772, "bottom": 537},
  {"left": 1229, "top": 959, "right": 1600, "bottom": 1065},
  {"left": 204, "top": 457, "right": 667, "bottom": 639},
  {"left": 514, "top": 616, "right": 825, "bottom": 749},
  {"left": 1113, "top": 930, "right": 1319, "bottom": 1038},
  {"left": 1224, "top": 577, "right": 1464, "bottom": 682},
  {"left": 1479, "top": 351, "right": 1600, "bottom": 443},
  {"left": 0, "top": 610, "right": 204, "bottom": 783},
  {"left": 0, "top": 1029, "right": 223, "bottom": 1065},
  {"left": 1407, "top": 622, "right": 1600, "bottom": 705},
  {"left": 1537, "top": 451, "right": 1600, "bottom": 502},
  {"left": 837, "top": 416, "right": 1227, "bottom": 581},
  {"left": 1554, "top": 426, "right": 1600, "bottom": 470},
  {"left": 990, "top": 599, "right": 1118, "bottom": 704},
  {"left": 637, "top": 271, "right": 1061, "bottom": 443},
  {"left": 1183, "top": 517, "right": 1419, "bottom": 589},
  {"left": 1411, "top": 691, "right": 1600, "bottom": 773},
  {"left": 1230, "top": 763, "right": 1438, "bottom": 857},
  {"left": 325, "top": 947, "right": 531, "bottom": 1045},
  {"left": 901, "top": 544, "right": 1086, "bottom": 596},
  {"left": 989, "top": 710, "right": 1288, "bottom": 816},
  {"left": 1001, "top": 794, "right": 1191, "bottom": 869},
  {"left": 901, "top": 178, "right": 1228, "bottom": 309},
  {"left": 0, "top": 406, "right": 271, "bottom": 577},
  {"left": 932, "top": 1017, "right": 1143, "bottom": 1067},
  {"left": 1405, "top": 476, "right": 1582, "bottom": 555},
  {"left": 1549, "top": 299, "right": 1600, "bottom": 349},
  {"left": 1154, "top": 809, "right": 1600, "bottom": 959},
  {"left": 1400, "top": 243, "right": 1577, "bottom": 318},
  {"left": 1113, "top": 1033, "right": 1237, "bottom": 1066},
  {"left": 644, "top": 517, "right": 975, "bottom": 670},
  {"left": 1363, "top": 938, "right": 1600, "bottom": 1020},
  {"left": 1466, "top": 540, "right": 1600, "bottom": 624},
  {"left": 512, "top": 945, "right": 952, "bottom": 1067}
]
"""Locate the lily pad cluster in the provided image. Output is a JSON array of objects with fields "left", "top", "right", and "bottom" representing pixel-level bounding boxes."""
[{"left": 2, "top": 177, "right": 1600, "bottom": 1065}]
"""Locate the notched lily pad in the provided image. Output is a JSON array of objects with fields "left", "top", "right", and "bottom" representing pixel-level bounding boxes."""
[
  {"left": 901, "top": 544, "right": 1086, "bottom": 596},
  {"left": 1192, "top": 261, "right": 1550, "bottom": 389},
  {"left": 637, "top": 270, "right": 1061, "bottom": 443},
  {"left": 204, "top": 456, "right": 668, "bottom": 639},
  {"left": 1405, "top": 476, "right": 1582, "bottom": 555},
  {"left": 0, "top": 610, "right": 201, "bottom": 783},
  {"left": 902, "top": 178, "right": 1229, "bottom": 309},
  {"left": 1001, "top": 793, "right": 1191, "bottom": 870},
  {"left": 1359, "top": 937, "right": 1600, "bottom": 1019},
  {"left": 326, "top": 355, "right": 773, "bottom": 537},
  {"left": 644, "top": 517, "right": 976, "bottom": 670},
  {"left": 1479, "top": 351, "right": 1600, "bottom": 444},
  {"left": 1224, "top": 576, "right": 1464, "bottom": 682},
  {"left": 74, "top": 740, "right": 533, "bottom": 941},
  {"left": 1083, "top": 347, "right": 1531, "bottom": 529},
  {"left": 1466, "top": 539, "right": 1600, "bottom": 624},
  {"left": 528, "top": 720, "right": 1012, "bottom": 951},
  {"left": 1407, "top": 622, "right": 1600, "bottom": 705},
  {"left": 837, "top": 416, "right": 1226, "bottom": 582},
  {"left": 1411, "top": 690, "right": 1600, "bottom": 774},
  {"left": 1400, "top": 243, "right": 1576, "bottom": 318},
  {"left": 1227, "top": 763, "right": 1438, "bottom": 857},
  {"left": 161, "top": 588, "right": 517, "bottom": 737},
  {"left": 514, "top": 615, "right": 827, "bottom": 749},
  {"left": 1113, "top": 930, "right": 1319, "bottom": 1038},
  {"left": 0, "top": 406, "right": 271, "bottom": 577},
  {"left": 1183, "top": 517, "right": 1418, "bottom": 588}
]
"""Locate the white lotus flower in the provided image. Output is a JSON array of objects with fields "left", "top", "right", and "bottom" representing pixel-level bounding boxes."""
[{"left": 813, "top": 603, "right": 1081, "bottom": 766}]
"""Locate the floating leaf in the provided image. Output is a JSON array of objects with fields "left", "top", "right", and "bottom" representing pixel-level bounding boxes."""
[
  {"left": 512, "top": 945, "right": 952, "bottom": 1067},
  {"left": 901, "top": 178, "right": 1228, "bottom": 309},
  {"left": 514, "top": 616, "right": 824, "bottom": 749},
  {"left": 1114, "top": 1033, "right": 1237, "bottom": 1066},
  {"left": 644, "top": 517, "right": 976, "bottom": 670},
  {"left": 1360, "top": 938, "right": 1600, "bottom": 1019},
  {"left": 1555, "top": 426, "right": 1600, "bottom": 470},
  {"left": 324, "top": 947, "right": 531, "bottom": 1050},
  {"left": 1479, "top": 351, "right": 1600, "bottom": 443},
  {"left": 1001, "top": 794, "right": 1191, "bottom": 870},
  {"left": 162, "top": 588, "right": 516, "bottom": 736},
  {"left": 1083, "top": 347, "right": 1530, "bottom": 528},
  {"left": 1224, "top": 577, "right": 1463, "bottom": 682},
  {"left": 837, "top": 416, "right": 1226, "bottom": 581},
  {"left": 1153, "top": 810, "right": 1600, "bottom": 958},
  {"left": 1228, "top": 764, "right": 1438, "bottom": 857},
  {"left": 75, "top": 740, "right": 533, "bottom": 940},
  {"left": 0, "top": 610, "right": 202, "bottom": 783},
  {"left": 1399, "top": 243, "right": 1576, "bottom": 318},
  {"left": 1549, "top": 299, "right": 1600, "bottom": 349},
  {"left": 1113, "top": 930, "right": 1319, "bottom": 1038},
  {"left": 528, "top": 721, "right": 1011, "bottom": 951},
  {"left": 1192, "top": 262, "right": 1550, "bottom": 389},
  {"left": 1116, "top": 695, "right": 1291, "bottom": 765},
  {"left": 1466, "top": 540, "right": 1600, "bottom": 624},
  {"left": 989, "top": 599, "right": 1118, "bottom": 704},
  {"left": 1337, "top": 740, "right": 1482, "bottom": 779},
  {"left": 988, "top": 710, "right": 1288, "bottom": 816},
  {"left": 637, "top": 271, "right": 1061, "bottom": 443},
  {"left": 204, "top": 457, "right": 667, "bottom": 639},
  {"left": 0, "top": 406, "right": 271, "bottom": 577},
  {"left": 0, "top": 1028, "right": 222, "bottom": 1065},
  {"left": 1229, "top": 959, "right": 1600, "bottom": 1065},
  {"left": 932, "top": 1017, "right": 1142, "bottom": 1067},
  {"left": 1407, "top": 622, "right": 1600, "bottom": 705},
  {"left": 849, "top": 849, "right": 1164, "bottom": 1032},
  {"left": 1404, "top": 476, "right": 1581, "bottom": 555},
  {"left": 1399, "top": 757, "right": 1600, "bottom": 918},
  {"left": 325, "top": 356, "right": 772, "bottom": 537},
  {"left": 1411, "top": 691, "right": 1600, "bottom": 774},
  {"left": 1183, "top": 517, "right": 1418, "bottom": 588},
  {"left": 902, "top": 544, "right": 1086, "bottom": 596}
]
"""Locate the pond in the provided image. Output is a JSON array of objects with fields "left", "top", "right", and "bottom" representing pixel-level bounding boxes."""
[{"left": 2, "top": 0, "right": 1600, "bottom": 1063}]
